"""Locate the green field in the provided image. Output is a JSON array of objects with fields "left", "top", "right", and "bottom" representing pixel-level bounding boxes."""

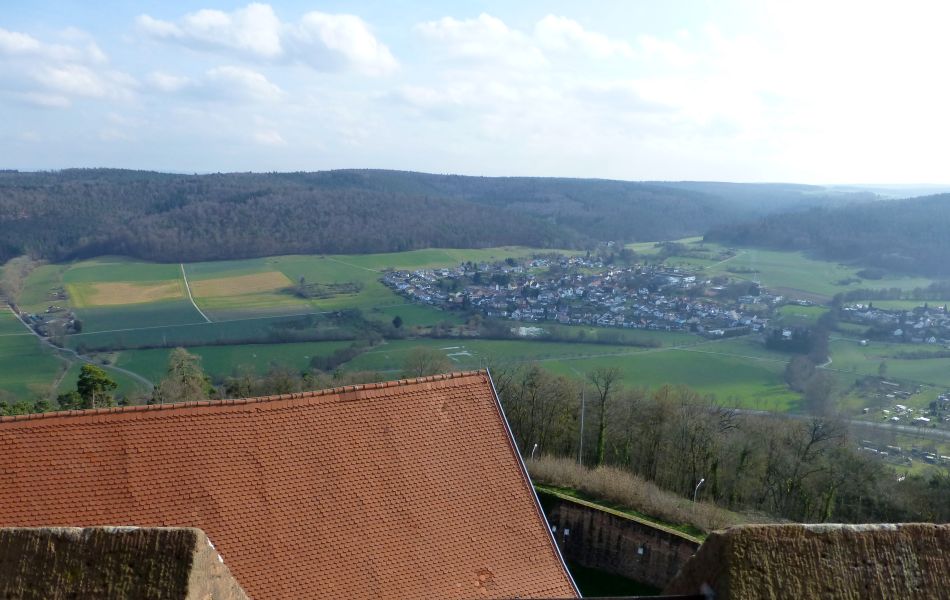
[
  {"left": 16, "top": 264, "right": 68, "bottom": 313},
  {"left": 775, "top": 305, "right": 829, "bottom": 327},
  {"left": 368, "top": 304, "right": 463, "bottom": 328},
  {"left": 114, "top": 341, "right": 354, "bottom": 383},
  {"left": 0, "top": 310, "right": 28, "bottom": 336},
  {"left": 67, "top": 312, "right": 342, "bottom": 351},
  {"left": 647, "top": 243, "right": 936, "bottom": 303},
  {"left": 345, "top": 337, "right": 801, "bottom": 411},
  {"left": 829, "top": 339, "right": 950, "bottom": 389},
  {"left": 4, "top": 243, "right": 947, "bottom": 415},
  {"left": 75, "top": 300, "right": 206, "bottom": 333},
  {"left": 0, "top": 310, "right": 66, "bottom": 400},
  {"left": 62, "top": 258, "right": 183, "bottom": 283}
]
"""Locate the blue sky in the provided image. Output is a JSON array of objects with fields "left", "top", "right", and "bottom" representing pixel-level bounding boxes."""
[{"left": 2, "top": 1, "right": 948, "bottom": 182}]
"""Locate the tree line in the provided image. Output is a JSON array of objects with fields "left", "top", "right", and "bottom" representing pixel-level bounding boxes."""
[
  {"left": 0, "top": 169, "right": 872, "bottom": 264},
  {"left": 705, "top": 193, "right": 950, "bottom": 276}
]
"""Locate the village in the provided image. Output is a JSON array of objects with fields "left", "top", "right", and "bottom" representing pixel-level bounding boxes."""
[
  {"left": 382, "top": 254, "right": 778, "bottom": 336},
  {"left": 841, "top": 302, "right": 950, "bottom": 344}
]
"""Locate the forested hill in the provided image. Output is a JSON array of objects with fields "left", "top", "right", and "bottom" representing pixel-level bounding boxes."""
[
  {"left": 705, "top": 193, "right": 950, "bottom": 276},
  {"left": 0, "top": 169, "right": 872, "bottom": 263}
]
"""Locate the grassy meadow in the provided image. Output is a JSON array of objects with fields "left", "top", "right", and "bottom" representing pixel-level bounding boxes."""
[
  {"left": 112, "top": 340, "right": 354, "bottom": 383},
  {"left": 2, "top": 241, "right": 947, "bottom": 415},
  {"left": 0, "top": 309, "right": 66, "bottom": 400}
]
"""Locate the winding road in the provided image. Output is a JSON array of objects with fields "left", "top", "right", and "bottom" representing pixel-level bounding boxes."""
[{"left": 6, "top": 305, "right": 154, "bottom": 391}]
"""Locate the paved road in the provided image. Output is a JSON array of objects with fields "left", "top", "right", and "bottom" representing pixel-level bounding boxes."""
[{"left": 6, "top": 305, "right": 154, "bottom": 391}]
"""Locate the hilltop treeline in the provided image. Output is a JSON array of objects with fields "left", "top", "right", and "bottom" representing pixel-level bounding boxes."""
[
  {"left": 0, "top": 169, "right": 870, "bottom": 263},
  {"left": 705, "top": 194, "right": 950, "bottom": 276}
]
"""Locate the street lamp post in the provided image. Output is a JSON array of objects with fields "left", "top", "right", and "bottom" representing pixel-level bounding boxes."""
[
  {"left": 693, "top": 478, "right": 705, "bottom": 503},
  {"left": 530, "top": 443, "right": 539, "bottom": 461}
]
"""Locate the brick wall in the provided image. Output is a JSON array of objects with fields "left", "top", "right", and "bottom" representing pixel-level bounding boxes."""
[{"left": 538, "top": 490, "right": 701, "bottom": 590}]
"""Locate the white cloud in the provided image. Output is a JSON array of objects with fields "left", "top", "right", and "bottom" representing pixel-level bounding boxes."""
[
  {"left": 136, "top": 4, "right": 282, "bottom": 59},
  {"left": 146, "top": 71, "right": 192, "bottom": 93},
  {"left": 0, "top": 27, "right": 107, "bottom": 63},
  {"left": 33, "top": 64, "right": 109, "bottom": 97},
  {"left": 145, "top": 66, "right": 283, "bottom": 104},
  {"left": 415, "top": 14, "right": 547, "bottom": 70},
  {"left": 0, "top": 29, "right": 135, "bottom": 108},
  {"left": 534, "top": 15, "right": 635, "bottom": 59},
  {"left": 136, "top": 3, "right": 396, "bottom": 75},
  {"left": 288, "top": 12, "right": 397, "bottom": 74},
  {"left": 206, "top": 66, "right": 283, "bottom": 101}
]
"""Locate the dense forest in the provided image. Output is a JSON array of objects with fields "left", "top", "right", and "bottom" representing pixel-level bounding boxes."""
[
  {"left": 706, "top": 194, "right": 950, "bottom": 276},
  {"left": 0, "top": 169, "right": 873, "bottom": 263}
]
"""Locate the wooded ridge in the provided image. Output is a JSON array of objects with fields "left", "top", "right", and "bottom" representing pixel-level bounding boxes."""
[
  {"left": 0, "top": 169, "right": 873, "bottom": 263},
  {"left": 705, "top": 193, "right": 950, "bottom": 276}
]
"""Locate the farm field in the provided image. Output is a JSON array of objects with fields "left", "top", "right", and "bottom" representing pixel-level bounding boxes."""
[
  {"left": 829, "top": 339, "right": 950, "bottom": 389},
  {"left": 75, "top": 300, "right": 206, "bottom": 334},
  {"left": 16, "top": 264, "right": 68, "bottom": 313},
  {"left": 346, "top": 337, "right": 801, "bottom": 411},
  {"left": 0, "top": 310, "right": 65, "bottom": 400},
  {"left": 774, "top": 305, "right": 828, "bottom": 327},
  {"left": 66, "top": 312, "right": 344, "bottom": 351},
  {"left": 368, "top": 304, "right": 463, "bottom": 328},
  {"left": 655, "top": 242, "right": 937, "bottom": 302},
  {"left": 4, "top": 243, "right": 947, "bottom": 416},
  {"left": 346, "top": 338, "right": 644, "bottom": 372},
  {"left": 113, "top": 340, "right": 354, "bottom": 384},
  {"left": 541, "top": 347, "right": 800, "bottom": 411}
]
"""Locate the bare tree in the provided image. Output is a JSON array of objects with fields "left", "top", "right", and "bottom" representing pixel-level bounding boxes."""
[
  {"left": 401, "top": 347, "right": 452, "bottom": 378},
  {"left": 587, "top": 366, "right": 623, "bottom": 467}
]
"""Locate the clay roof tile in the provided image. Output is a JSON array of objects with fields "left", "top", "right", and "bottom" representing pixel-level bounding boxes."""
[{"left": 0, "top": 371, "right": 575, "bottom": 600}]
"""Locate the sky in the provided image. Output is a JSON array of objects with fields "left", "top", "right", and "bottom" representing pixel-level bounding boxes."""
[{"left": 1, "top": 1, "right": 949, "bottom": 183}]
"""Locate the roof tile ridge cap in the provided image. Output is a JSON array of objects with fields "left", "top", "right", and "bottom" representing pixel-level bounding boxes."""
[
  {"left": 0, "top": 370, "right": 493, "bottom": 423},
  {"left": 0, "top": 393, "right": 292, "bottom": 423}
]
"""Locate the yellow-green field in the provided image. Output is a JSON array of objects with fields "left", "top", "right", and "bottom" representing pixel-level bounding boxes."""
[
  {"left": 67, "top": 280, "right": 185, "bottom": 307},
  {"left": 189, "top": 271, "right": 292, "bottom": 297}
]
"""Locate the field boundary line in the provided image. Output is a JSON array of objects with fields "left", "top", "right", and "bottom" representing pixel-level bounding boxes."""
[
  {"left": 325, "top": 257, "right": 380, "bottom": 273},
  {"left": 180, "top": 263, "right": 212, "bottom": 323}
]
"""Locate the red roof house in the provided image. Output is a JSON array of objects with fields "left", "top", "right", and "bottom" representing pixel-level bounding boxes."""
[{"left": 0, "top": 371, "right": 577, "bottom": 599}]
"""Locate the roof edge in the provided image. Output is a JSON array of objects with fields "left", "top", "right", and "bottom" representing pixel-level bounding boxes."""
[
  {"left": 0, "top": 370, "right": 487, "bottom": 423},
  {"left": 485, "top": 368, "right": 581, "bottom": 598}
]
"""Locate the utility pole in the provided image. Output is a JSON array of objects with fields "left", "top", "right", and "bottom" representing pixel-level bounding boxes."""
[{"left": 578, "top": 387, "right": 585, "bottom": 465}]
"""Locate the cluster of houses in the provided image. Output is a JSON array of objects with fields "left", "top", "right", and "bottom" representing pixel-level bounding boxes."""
[
  {"left": 860, "top": 440, "right": 950, "bottom": 467},
  {"left": 879, "top": 401, "right": 940, "bottom": 425},
  {"left": 842, "top": 303, "right": 950, "bottom": 344},
  {"left": 21, "top": 304, "right": 79, "bottom": 338},
  {"left": 381, "top": 255, "right": 773, "bottom": 335}
]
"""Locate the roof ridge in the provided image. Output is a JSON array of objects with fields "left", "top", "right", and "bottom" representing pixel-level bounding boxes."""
[{"left": 0, "top": 370, "right": 487, "bottom": 424}]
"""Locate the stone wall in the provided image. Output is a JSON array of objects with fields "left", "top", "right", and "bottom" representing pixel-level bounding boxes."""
[
  {"left": 538, "top": 490, "right": 701, "bottom": 590},
  {"left": 0, "top": 527, "right": 248, "bottom": 600}
]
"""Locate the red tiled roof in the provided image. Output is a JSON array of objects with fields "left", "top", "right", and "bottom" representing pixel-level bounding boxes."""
[{"left": 0, "top": 371, "right": 577, "bottom": 599}]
